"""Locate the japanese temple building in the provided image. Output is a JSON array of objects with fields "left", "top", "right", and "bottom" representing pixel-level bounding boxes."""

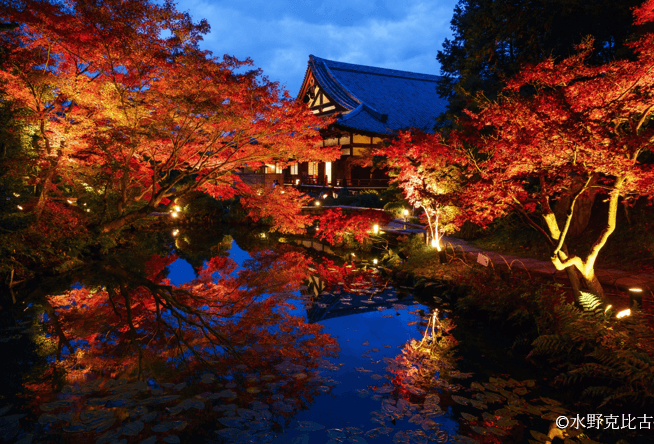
[{"left": 283, "top": 55, "right": 448, "bottom": 188}]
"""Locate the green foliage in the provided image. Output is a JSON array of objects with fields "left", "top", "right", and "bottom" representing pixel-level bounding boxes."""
[
  {"left": 456, "top": 269, "right": 654, "bottom": 407},
  {"left": 530, "top": 296, "right": 654, "bottom": 406},
  {"left": 332, "top": 190, "right": 384, "bottom": 208}
]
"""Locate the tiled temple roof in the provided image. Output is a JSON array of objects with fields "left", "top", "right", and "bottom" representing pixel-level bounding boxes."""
[{"left": 301, "top": 55, "right": 448, "bottom": 135}]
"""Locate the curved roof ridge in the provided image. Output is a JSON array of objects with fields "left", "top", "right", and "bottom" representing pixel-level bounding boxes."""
[
  {"left": 315, "top": 56, "right": 440, "bottom": 82},
  {"left": 309, "top": 55, "right": 360, "bottom": 110}
]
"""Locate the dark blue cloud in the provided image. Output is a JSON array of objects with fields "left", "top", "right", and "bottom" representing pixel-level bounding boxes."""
[{"left": 177, "top": 0, "right": 457, "bottom": 95}]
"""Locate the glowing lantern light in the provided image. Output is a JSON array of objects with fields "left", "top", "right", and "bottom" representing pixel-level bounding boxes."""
[
  {"left": 373, "top": 224, "right": 379, "bottom": 234},
  {"left": 17, "top": 205, "right": 23, "bottom": 210},
  {"left": 174, "top": 205, "right": 181, "bottom": 212},
  {"left": 172, "top": 229, "right": 179, "bottom": 236},
  {"left": 67, "top": 199, "right": 73, "bottom": 204},
  {"left": 315, "top": 201, "right": 321, "bottom": 206},
  {"left": 171, "top": 211, "right": 178, "bottom": 218},
  {"left": 373, "top": 259, "right": 378, "bottom": 265},
  {"left": 13, "top": 193, "right": 20, "bottom": 197},
  {"left": 323, "top": 194, "right": 328, "bottom": 199},
  {"left": 605, "top": 304, "right": 612, "bottom": 313},
  {"left": 296, "top": 179, "right": 300, "bottom": 185},
  {"left": 403, "top": 209, "right": 409, "bottom": 216},
  {"left": 616, "top": 309, "right": 631, "bottom": 319}
]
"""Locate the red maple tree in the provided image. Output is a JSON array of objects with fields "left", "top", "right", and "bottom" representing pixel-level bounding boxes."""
[
  {"left": 0, "top": 0, "right": 339, "bottom": 236},
  {"left": 383, "top": 1, "right": 654, "bottom": 300}
]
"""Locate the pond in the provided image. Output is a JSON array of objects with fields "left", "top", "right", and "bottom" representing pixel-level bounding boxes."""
[{"left": 0, "top": 227, "right": 648, "bottom": 444}]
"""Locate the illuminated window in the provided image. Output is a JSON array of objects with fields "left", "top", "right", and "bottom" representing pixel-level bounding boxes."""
[
  {"left": 290, "top": 164, "right": 298, "bottom": 175},
  {"left": 308, "top": 162, "right": 318, "bottom": 176}
]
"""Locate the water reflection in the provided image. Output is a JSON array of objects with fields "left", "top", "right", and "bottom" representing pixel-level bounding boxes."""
[{"left": 2, "top": 239, "right": 340, "bottom": 443}]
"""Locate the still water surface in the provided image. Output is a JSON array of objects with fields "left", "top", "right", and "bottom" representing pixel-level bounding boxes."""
[{"left": 0, "top": 229, "right": 640, "bottom": 444}]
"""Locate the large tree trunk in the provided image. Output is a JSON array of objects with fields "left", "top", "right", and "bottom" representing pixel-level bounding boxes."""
[
  {"left": 96, "top": 206, "right": 153, "bottom": 233},
  {"left": 554, "top": 175, "right": 600, "bottom": 237}
]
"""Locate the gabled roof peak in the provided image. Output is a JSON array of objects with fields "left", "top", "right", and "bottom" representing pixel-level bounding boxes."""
[{"left": 299, "top": 55, "right": 447, "bottom": 135}]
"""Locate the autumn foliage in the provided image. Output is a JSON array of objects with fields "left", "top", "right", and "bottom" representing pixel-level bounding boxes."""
[
  {"left": 0, "top": 0, "right": 339, "bottom": 241},
  {"left": 314, "top": 208, "right": 391, "bottom": 246},
  {"left": 383, "top": 1, "right": 654, "bottom": 299}
]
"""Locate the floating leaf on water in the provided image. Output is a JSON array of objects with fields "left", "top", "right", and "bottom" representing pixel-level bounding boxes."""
[
  {"left": 40, "top": 400, "right": 72, "bottom": 412},
  {"left": 38, "top": 413, "right": 59, "bottom": 424},
  {"left": 250, "top": 401, "right": 269, "bottom": 410},
  {"left": 513, "top": 387, "right": 528, "bottom": 396},
  {"left": 370, "top": 374, "right": 384, "bottom": 381},
  {"left": 350, "top": 436, "right": 368, "bottom": 444},
  {"left": 382, "top": 315, "right": 393, "bottom": 318},
  {"left": 362, "top": 341, "right": 369, "bottom": 346},
  {"left": 469, "top": 400, "right": 487, "bottom": 410},
  {"left": 406, "top": 385, "right": 426, "bottom": 396},
  {"left": 293, "top": 373, "right": 308, "bottom": 380},
  {"left": 470, "top": 382, "right": 485, "bottom": 391},
  {"left": 470, "top": 426, "right": 489, "bottom": 436},
  {"left": 163, "top": 435, "right": 180, "bottom": 443},
  {"left": 496, "top": 417, "right": 518, "bottom": 428},
  {"left": 392, "top": 430, "right": 411, "bottom": 443},
  {"left": 450, "top": 435, "right": 480, "bottom": 444},
  {"left": 0, "top": 405, "right": 12, "bottom": 416},
  {"left": 295, "top": 421, "right": 325, "bottom": 432},
  {"left": 451, "top": 396, "right": 470, "bottom": 406},
  {"left": 120, "top": 421, "right": 144, "bottom": 436},
  {"left": 139, "top": 437, "right": 156, "bottom": 444},
  {"left": 523, "top": 380, "right": 536, "bottom": 388},
  {"left": 482, "top": 412, "right": 496, "bottom": 422},
  {"left": 461, "top": 413, "right": 477, "bottom": 422},
  {"left": 375, "top": 385, "right": 394, "bottom": 394},
  {"left": 218, "top": 417, "right": 243, "bottom": 428},
  {"left": 383, "top": 345, "right": 391, "bottom": 348},
  {"left": 142, "top": 412, "right": 157, "bottom": 423},
  {"left": 356, "top": 389, "right": 369, "bottom": 398},
  {"left": 421, "top": 419, "right": 438, "bottom": 431},
  {"left": 200, "top": 373, "right": 215, "bottom": 384},
  {"left": 488, "top": 427, "right": 508, "bottom": 436},
  {"left": 327, "top": 428, "right": 345, "bottom": 439},
  {"left": 62, "top": 423, "right": 88, "bottom": 433},
  {"left": 530, "top": 430, "right": 549, "bottom": 441},
  {"left": 214, "top": 390, "right": 236, "bottom": 399}
]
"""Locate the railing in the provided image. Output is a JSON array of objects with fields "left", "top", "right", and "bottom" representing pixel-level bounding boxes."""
[{"left": 284, "top": 175, "right": 390, "bottom": 188}]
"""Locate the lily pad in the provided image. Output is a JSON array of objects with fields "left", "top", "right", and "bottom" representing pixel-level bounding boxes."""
[
  {"left": 461, "top": 412, "right": 477, "bottom": 422},
  {"left": 451, "top": 395, "right": 470, "bottom": 406}
]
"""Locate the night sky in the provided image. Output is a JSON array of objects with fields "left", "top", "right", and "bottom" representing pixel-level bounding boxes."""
[{"left": 176, "top": 0, "right": 458, "bottom": 96}]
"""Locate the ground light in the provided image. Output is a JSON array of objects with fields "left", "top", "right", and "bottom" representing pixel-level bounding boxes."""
[
  {"left": 373, "top": 224, "right": 379, "bottom": 234},
  {"left": 616, "top": 308, "right": 631, "bottom": 319},
  {"left": 172, "top": 229, "right": 179, "bottom": 236},
  {"left": 431, "top": 238, "right": 439, "bottom": 249},
  {"left": 171, "top": 211, "right": 178, "bottom": 218},
  {"left": 315, "top": 201, "right": 320, "bottom": 206},
  {"left": 373, "top": 259, "right": 378, "bottom": 265}
]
